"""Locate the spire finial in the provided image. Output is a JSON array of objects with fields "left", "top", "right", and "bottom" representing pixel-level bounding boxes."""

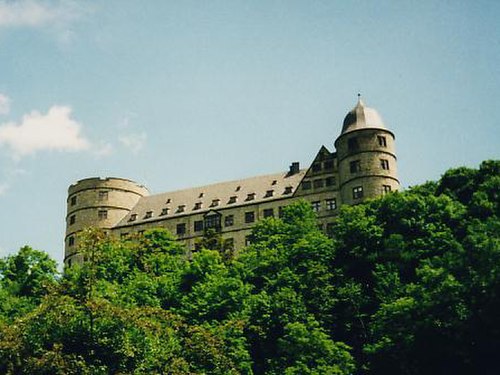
[{"left": 356, "top": 93, "right": 364, "bottom": 106}]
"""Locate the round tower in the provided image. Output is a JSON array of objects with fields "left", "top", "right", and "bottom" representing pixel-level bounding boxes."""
[
  {"left": 335, "top": 97, "right": 399, "bottom": 206},
  {"left": 64, "top": 177, "right": 149, "bottom": 266}
]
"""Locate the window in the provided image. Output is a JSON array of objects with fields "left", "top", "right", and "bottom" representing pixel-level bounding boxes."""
[
  {"left": 166, "top": 198, "right": 171, "bottom": 204},
  {"left": 350, "top": 160, "right": 361, "bottom": 173},
  {"left": 160, "top": 208, "right": 169, "bottom": 216},
  {"left": 144, "top": 211, "right": 153, "bottom": 219},
  {"left": 313, "top": 179, "right": 324, "bottom": 189},
  {"left": 98, "top": 210, "right": 108, "bottom": 220},
  {"left": 284, "top": 186, "right": 293, "bottom": 194},
  {"left": 235, "top": 186, "right": 241, "bottom": 192},
  {"left": 129, "top": 213, "right": 137, "bottom": 222},
  {"left": 176, "top": 223, "right": 186, "bottom": 235},
  {"left": 245, "top": 235, "right": 253, "bottom": 246},
  {"left": 205, "top": 215, "right": 221, "bottom": 229},
  {"left": 225, "top": 215, "right": 234, "bottom": 227},
  {"left": 228, "top": 196, "right": 237, "bottom": 204},
  {"left": 263, "top": 208, "right": 274, "bottom": 218},
  {"left": 271, "top": 180, "right": 277, "bottom": 185},
  {"left": 311, "top": 201, "right": 321, "bottom": 212},
  {"left": 264, "top": 190, "right": 274, "bottom": 198},
  {"left": 380, "top": 159, "right": 390, "bottom": 170},
  {"left": 210, "top": 199, "right": 220, "bottom": 207},
  {"left": 98, "top": 191, "right": 108, "bottom": 201},
  {"left": 383, "top": 185, "right": 392, "bottom": 194},
  {"left": 246, "top": 193, "right": 256, "bottom": 201},
  {"left": 378, "top": 135, "right": 387, "bottom": 147},
  {"left": 245, "top": 211, "right": 255, "bottom": 223},
  {"left": 348, "top": 137, "right": 359, "bottom": 151},
  {"left": 324, "top": 160, "right": 334, "bottom": 170},
  {"left": 312, "top": 163, "right": 322, "bottom": 173},
  {"left": 353, "top": 186, "right": 364, "bottom": 199},
  {"left": 69, "top": 214, "right": 76, "bottom": 225},
  {"left": 198, "top": 192, "right": 204, "bottom": 198},
  {"left": 193, "top": 202, "right": 202, "bottom": 210},
  {"left": 326, "top": 198, "right": 337, "bottom": 210},
  {"left": 177, "top": 205, "right": 185, "bottom": 213},
  {"left": 70, "top": 196, "right": 77, "bottom": 206},
  {"left": 278, "top": 206, "right": 284, "bottom": 218},
  {"left": 325, "top": 177, "right": 335, "bottom": 186},
  {"left": 302, "top": 181, "right": 312, "bottom": 190},
  {"left": 68, "top": 236, "right": 75, "bottom": 247},
  {"left": 67, "top": 258, "right": 72, "bottom": 267},
  {"left": 194, "top": 220, "right": 204, "bottom": 232}
]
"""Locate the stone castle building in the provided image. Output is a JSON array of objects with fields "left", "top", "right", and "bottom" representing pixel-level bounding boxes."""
[{"left": 64, "top": 98, "right": 399, "bottom": 266}]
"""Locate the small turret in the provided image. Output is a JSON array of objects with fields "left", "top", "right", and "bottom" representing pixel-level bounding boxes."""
[
  {"left": 64, "top": 177, "right": 149, "bottom": 266},
  {"left": 335, "top": 96, "right": 399, "bottom": 205}
]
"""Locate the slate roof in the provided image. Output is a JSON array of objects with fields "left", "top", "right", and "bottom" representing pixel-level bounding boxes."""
[
  {"left": 341, "top": 98, "right": 387, "bottom": 135},
  {"left": 115, "top": 169, "right": 307, "bottom": 227}
]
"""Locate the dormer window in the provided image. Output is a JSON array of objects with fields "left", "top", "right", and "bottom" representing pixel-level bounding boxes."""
[
  {"left": 228, "top": 196, "right": 237, "bottom": 204},
  {"left": 246, "top": 193, "right": 256, "bottom": 201},
  {"left": 210, "top": 199, "right": 220, "bottom": 207},
  {"left": 160, "top": 208, "right": 169, "bottom": 216},
  {"left": 284, "top": 186, "right": 293, "bottom": 194},
  {"left": 129, "top": 214, "right": 137, "bottom": 222},
  {"left": 198, "top": 192, "right": 204, "bottom": 198},
  {"left": 235, "top": 186, "right": 241, "bottom": 192},
  {"left": 177, "top": 205, "right": 185, "bottom": 213},
  {"left": 194, "top": 202, "right": 202, "bottom": 210},
  {"left": 264, "top": 190, "right": 274, "bottom": 198},
  {"left": 144, "top": 211, "right": 153, "bottom": 219},
  {"left": 166, "top": 198, "right": 171, "bottom": 204},
  {"left": 271, "top": 180, "right": 277, "bottom": 185}
]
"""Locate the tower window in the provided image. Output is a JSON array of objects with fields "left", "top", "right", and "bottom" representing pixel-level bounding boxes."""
[
  {"left": 68, "top": 236, "right": 75, "bottom": 247},
  {"left": 380, "top": 159, "right": 390, "bottom": 170},
  {"left": 348, "top": 137, "right": 359, "bottom": 151},
  {"left": 245, "top": 211, "right": 255, "bottom": 223},
  {"left": 194, "top": 220, "right": 204, "bottom": 232},
  {"left": 378, "top": 135, "right": 387, "bottom": 147},
  {"left": 302, "top": 181, "right": 312, "bottom": 190},
  {"left": 350, "top": 160, "right": 361, "bottom": 173},
  {"left": 69, "top": 214, "right": 76, "bottom": 225},
  {"left": 225, "top": 215, "right": 234, "bottom": 227},
  {"left": 144, "top": 211, "right": 153, "bottom": 219},
  {"left": 311, "top": 201, "right": 321, "bottom": 212},
  {"left": 383, "top": 185, "right": 392, "bottom": 194},
  {"left": 263, "top": 208, "right": 274, "bottom": 218},
  {"left": 98, "top": 191, "right": 108, "bottom": 201},
  {"left": 325, "top": 177, "right": 335, "bottom": 186},
  {"left": 176, "top": 223, "right": 186, "bottom": 235},
  {"left": 353, "top": 186, "right": 364, "bottom": 199},
  {"left": 326, "top": 198, "right": 337, "bottom": 210},
  {"left": 98, "top": 210, "right": 108, "bottom": 220},
  {"left": 70, "top": 196, "right": 77, "bottom": 206},
  {"left": 313, "top": 179, "right": 324, "bottom": 189}
]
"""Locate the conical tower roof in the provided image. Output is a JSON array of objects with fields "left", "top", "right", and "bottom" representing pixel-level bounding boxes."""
[{"left": 341, "top": 96, "right": 386, "bottom": 135}]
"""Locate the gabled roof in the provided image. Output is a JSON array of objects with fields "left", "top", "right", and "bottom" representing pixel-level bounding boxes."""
[{"left": 116, "top": 169, "right": 306, "bottom": 227}]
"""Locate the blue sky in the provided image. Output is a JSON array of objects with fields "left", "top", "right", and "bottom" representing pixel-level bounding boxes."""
[{"left": 0, "top": 0, "right": 499, "bottom": 265}]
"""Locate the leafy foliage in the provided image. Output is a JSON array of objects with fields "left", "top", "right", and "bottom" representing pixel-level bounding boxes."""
[{"left": 0, "top": 160, "right": 498, "bottom": 374}]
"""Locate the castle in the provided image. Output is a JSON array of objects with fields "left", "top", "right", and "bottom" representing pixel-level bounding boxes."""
[{"left": 64, "top": 97, "right": 399, "bottom": 266}]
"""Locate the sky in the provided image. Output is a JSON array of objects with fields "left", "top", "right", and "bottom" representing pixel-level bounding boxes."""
[{"left": 0, "top": 0, "right": 499, "bottom": 265}]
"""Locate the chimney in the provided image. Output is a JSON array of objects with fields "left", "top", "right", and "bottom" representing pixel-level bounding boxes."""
[{"left": 288, "top": 162, "right": 300, "bottom": 175}]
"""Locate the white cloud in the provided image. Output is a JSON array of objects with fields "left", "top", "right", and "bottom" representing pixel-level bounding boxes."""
[
  {"left": 0, "top": 105, "right": 90, "bottom": 158},
  {"left": 0, "top": 93, "right": 10, "bottom": 115},
  {"left": 119, "top": 132, "right": 147, "bottom": 154},
  {"left": 0, "top": 0, "right": 82, "bottom": 28},
  {"left": 92, "top": 142, "right": 113, "bottom": 158}
]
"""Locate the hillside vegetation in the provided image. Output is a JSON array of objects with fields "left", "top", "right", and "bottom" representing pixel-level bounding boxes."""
[{"left": 0, "top": 160, "right": 499, "bottom": 374}]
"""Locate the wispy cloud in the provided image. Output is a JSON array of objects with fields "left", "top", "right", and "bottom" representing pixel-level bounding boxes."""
[
  {"left": 0, "top": 105, "right": 90, "bottom": 158},
  {"left": 0, "top": 93, "right": 10, "bottom": 115},
  {"left": 119, "top": 132, "right": 147, "bottom": 154},
  {"left": 0, "top": 182, "right": 8, "bottom": 196}
]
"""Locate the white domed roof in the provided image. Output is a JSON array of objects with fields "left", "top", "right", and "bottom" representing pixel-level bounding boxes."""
[{"left": 341, "top": 97, "right": 386, "bottom": 135}]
